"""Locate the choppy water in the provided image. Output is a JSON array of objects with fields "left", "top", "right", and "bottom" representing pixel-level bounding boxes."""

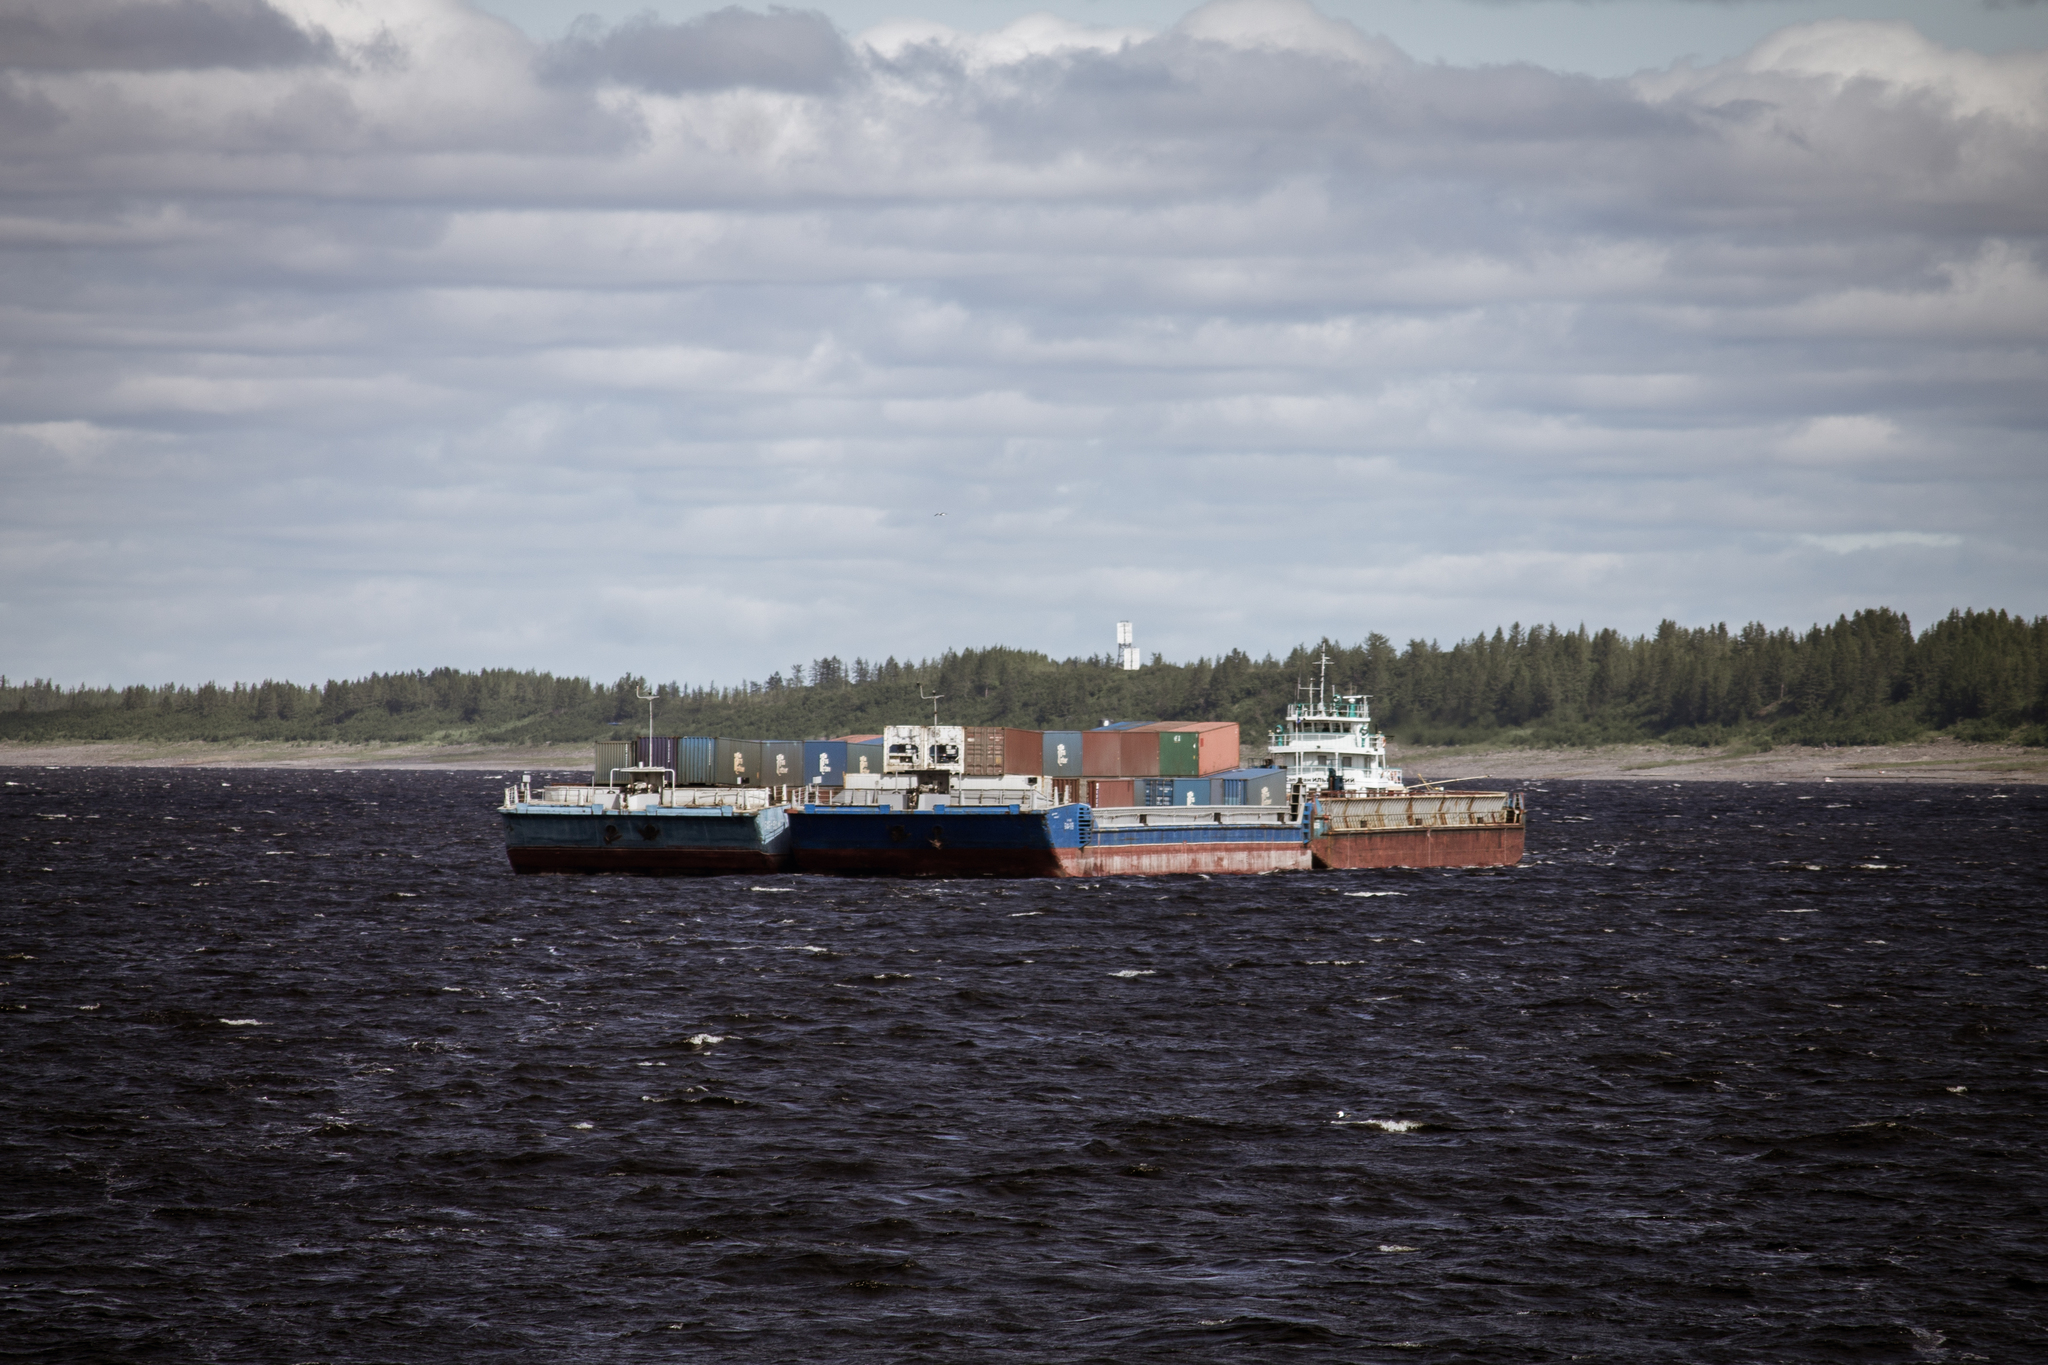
[{"left": 3, "top": 768, "right": 2044, "bottom": 1362}]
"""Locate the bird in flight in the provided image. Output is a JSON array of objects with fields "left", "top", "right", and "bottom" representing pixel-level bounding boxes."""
[{"left": 934, "top": 511, "right": 945, "bottom": 517}]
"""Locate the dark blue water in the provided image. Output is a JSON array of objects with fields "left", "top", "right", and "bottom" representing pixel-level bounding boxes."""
[{"left": 4, "top": 769, "right": 2044, "bottom": 1362}]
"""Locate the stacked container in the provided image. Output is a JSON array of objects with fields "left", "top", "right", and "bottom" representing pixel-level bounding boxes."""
[
  {"left": 847, "top": 741, "right": 884, "bottom": 777},
  {"left": 673, "top": 737, "right": 714, "bottom": 785},
  {"left": 963, "top": 727, "right": 1006, "bottom": 776},
  {"left": 1041, "top": 731, "right": 1083, "bottom": 780},
  {"left": 1133, "top": 721, "right": 1241, "bottom": 775},
  {"left": 804, "top": 740, "right": 847, "bottom": 787},
  {"left": 761, "top": 740, "right": 804, "bottom": 786},
  {"left": 593, "top": 740, "right": 633, "bottom": 786},
  {"left": 711, "top": 738, "right": 763, "bottom": 787},
  {"left": 633, "top": 736, "right": 679, "bottom": 773},
  {"left": 1210, "top": 767, "right": 1290, "bottom": 808},
  {"left": 1085, "top": 778, "right": 1135, "bottom": 808},
  {"left": 1082, "top": 728, "right": 1161, "bottom": 777}
]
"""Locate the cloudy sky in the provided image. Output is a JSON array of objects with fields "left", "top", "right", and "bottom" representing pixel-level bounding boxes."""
[{"left": 3, "top": 0, "right": 2044, "bottom": 690}]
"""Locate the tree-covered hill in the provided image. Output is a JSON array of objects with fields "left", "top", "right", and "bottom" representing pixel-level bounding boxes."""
[{"left": 3, "top": 608, "right": 2042, "bottom": 750}]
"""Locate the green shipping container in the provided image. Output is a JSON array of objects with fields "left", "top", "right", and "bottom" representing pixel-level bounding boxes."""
[
  {"left": 1156, "top": 730, "right": 1200, "bottom": 776},
  {"left": 593, "top": 740, "right": 634, "bottom": 786}
]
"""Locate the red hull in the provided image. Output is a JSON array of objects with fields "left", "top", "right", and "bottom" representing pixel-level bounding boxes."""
[
  {"left": 794, "top": 843, "right": 1311, "bottom": 879},
  {"left": 1310, "top": 824, "right": 1524, "bottom": 870},
  {"left": 506, "top": 847, "right": 790, "bottom": 875},
  {"left": 1060, "top": 844, "right": 1311, "bottom": 877}
]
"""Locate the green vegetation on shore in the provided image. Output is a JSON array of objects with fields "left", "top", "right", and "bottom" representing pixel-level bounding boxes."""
[{"left": 3, "top": 607, "right": 2042, "bottom": 751}]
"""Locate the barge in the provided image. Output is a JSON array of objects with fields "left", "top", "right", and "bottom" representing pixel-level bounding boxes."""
[
  {"left": 498, "top": 657, "right": 1525, "bottom": 877},
  {"left": 500, "top": 768, "right": 791, "bottom": 874}
]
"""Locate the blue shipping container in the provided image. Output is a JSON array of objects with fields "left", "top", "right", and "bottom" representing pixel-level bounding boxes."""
[
  {"left": 673, "top": 736, "right": 714, "bottom": 785},
  {"left": 804, "top": 740, "right": 847, "bottom": 787},
  {"left": 1172, "top": 778, "right": 1213, "bottom": 806},
  {"left": 1042, "top": 730, "right": 1083, "bottom": 778},
  {"left": 1211, "top": 767, "right": 1290, "bottom": 808}
]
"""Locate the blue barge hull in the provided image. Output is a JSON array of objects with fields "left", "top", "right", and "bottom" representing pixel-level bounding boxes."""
[
  {"left": 787, "top": 803, "right": 1312, "bottom": 878},
  {"left": 502, "top": 805, "right": 791, "bottom": 874}
]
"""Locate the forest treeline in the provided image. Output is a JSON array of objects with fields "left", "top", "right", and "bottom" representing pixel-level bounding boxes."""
[{"left": 2, "top": 607, "right": 2043, "bottom": 750}]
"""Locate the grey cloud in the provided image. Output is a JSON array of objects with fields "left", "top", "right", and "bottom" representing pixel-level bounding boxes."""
[
  {"left": 0, "top": 0, "right": 336, "bottom": 72},
  {"left": 540, "top": 6, "right": 853, "bottom": 93},
  {"left": 0, "top": 2, "right": 2041, "bottom": 685}
]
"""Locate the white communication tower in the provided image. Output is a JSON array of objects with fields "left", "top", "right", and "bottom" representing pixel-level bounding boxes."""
[{"left": 1117, "top": 620, "right": 1140, "bottom": 671}]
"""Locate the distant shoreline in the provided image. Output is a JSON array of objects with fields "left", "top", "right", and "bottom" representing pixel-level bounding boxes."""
[
  {"left": 1387, "top": 735, "right": 2044, "bottom": 786},
  {"left": 2, "top": 735, "right": 2039, "bottom": 784}
]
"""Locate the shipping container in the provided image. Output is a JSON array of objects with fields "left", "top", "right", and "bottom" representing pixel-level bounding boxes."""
[
  {"left": 674, "top": 736, "right": 714, "bottom": 785},
  {"left": 1136, "top": 777, "right": 1175, "bottom": 806},
  {"left": 1210, "top": 767, "right": 1290, "bottom": 808},
  {"left": 1081, "top": 728, "right": 1162, "bottom": 777},
  {"left": 1156, "top": 730, "right": 1200, "bottom": 776},
  {"left": 1173, "top": 778, "right": 1214, "bottom": 806},
  {"left": 633, "top": 735, "right": 678, "bottom": 774},
  {"left": 963, "top": 726, "right": 1006, "bottom": 776},
  {"left": 1042, "top": 730, "right": 1083, "bottom": 779},
  {"left": 882, "top": 725, "right": 965, "bottom": 774},
  {"left": 847, "top": 741, "right": 884, "bottom": 777},
  {"left": 1086, "top": 778, "right": 1135, "bottom": 808},
  {"left": 1003, "top": 728, "right": 1042, "bottom": 776},
  {"left": 1121, "top": 731, "right": 1161, "bottom": 777},
  {"left": 1133, "top": 720, "right": 1241, "bottom": 775},
  {"left": 762, "top": 740, "right": 804, "bottom": 786},
  {"left": 593, "top": 740, "right": 633, "bottom": 787},
  {"left": 711, "top": 738, "right": 763, "bottom": 787},
  {"left": 803, "top": 740, "right": 847, "bottom": 787}
]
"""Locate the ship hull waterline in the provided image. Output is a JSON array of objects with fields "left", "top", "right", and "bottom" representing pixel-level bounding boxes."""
[
  {"left": 794, "top": 844, "right": 1313, "bottom": 879},
  {"left": 786, "top": 805, "right": 1313, "bottom": 879},
  {"left": 501, "top": 807, "right": 792, "bottom": 876}
]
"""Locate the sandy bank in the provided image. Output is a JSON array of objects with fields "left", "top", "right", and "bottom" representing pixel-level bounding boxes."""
[
  {"left": 1386, "top": 735, "right": 2046, "bottom": 785},
  {"left": 0, "top": 740, "right": 592, "bottom": 772}
]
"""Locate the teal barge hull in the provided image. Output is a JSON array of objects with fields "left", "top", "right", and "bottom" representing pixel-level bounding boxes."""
[{"left": 502, "top": 804, "right": 791, "bottom": 874}]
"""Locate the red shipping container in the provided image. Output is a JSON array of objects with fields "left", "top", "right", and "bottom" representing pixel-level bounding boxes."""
[
  {"left": 1087, "top": 778, "right": 1134, "bottom": 808},
  {"left": 1082, "top": 730, "right": 1125, "bottom": 776},
  {"left": 1120, "top": 731, "right": 1160, "bottom": 777},
  {"left": 1002, "top": 728, "right": 1043, "bottom": 775}
]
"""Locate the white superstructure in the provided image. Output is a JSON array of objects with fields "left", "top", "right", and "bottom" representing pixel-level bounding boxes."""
[{"left": 1268, "top": 651, "right": 1404, "bottom": 795}]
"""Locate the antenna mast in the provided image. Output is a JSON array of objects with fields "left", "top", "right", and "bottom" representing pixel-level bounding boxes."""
[{"left": 919, "top": 684, "right": 944, "bottom": 726}]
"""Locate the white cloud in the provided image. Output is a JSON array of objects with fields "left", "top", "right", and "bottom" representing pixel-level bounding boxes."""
[{"left": 1801, "top": 531, "right": 1965, "bottom": 553}]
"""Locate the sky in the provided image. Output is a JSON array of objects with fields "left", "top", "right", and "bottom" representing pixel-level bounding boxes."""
[{"left": 2, "top": 0, "right": 2044, "bottom": 690}]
